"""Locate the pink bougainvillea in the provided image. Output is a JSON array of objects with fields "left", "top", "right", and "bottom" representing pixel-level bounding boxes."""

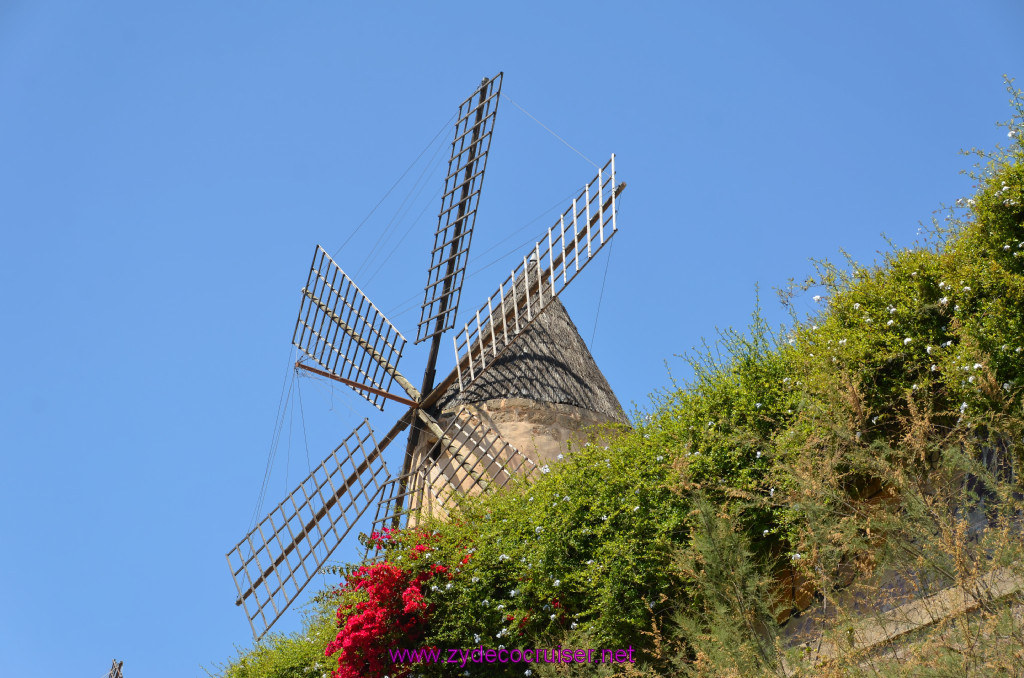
[{"left": 325, "top": 531, "right": 449, "bottom": 678}]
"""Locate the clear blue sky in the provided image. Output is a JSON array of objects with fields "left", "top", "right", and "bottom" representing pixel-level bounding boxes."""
[{"left": 1, "top": 2, "right": 1021, "bottom": 676}]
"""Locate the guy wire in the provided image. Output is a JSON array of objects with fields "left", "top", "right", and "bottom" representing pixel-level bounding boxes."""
[{"left": 502, "top": 92, "right": 599, "bottom": 169}]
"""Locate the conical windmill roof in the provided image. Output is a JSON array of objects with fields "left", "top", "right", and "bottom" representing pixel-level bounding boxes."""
[{"left": 437, "top": 297, "right": 628, "bottom": 425}]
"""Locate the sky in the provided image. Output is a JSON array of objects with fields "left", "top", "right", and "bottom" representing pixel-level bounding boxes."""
[{"left": 1, "top": 2, "right": 1022, "bottom": 676}]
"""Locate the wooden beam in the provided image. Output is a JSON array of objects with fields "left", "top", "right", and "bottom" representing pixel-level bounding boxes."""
[{"left": 294, "top": 361, "right": 419, "bottom": 408}]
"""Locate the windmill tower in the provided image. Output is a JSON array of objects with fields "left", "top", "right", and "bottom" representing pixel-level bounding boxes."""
[{"left": 226, "top": 73, "right": 626, "bottom": 640}]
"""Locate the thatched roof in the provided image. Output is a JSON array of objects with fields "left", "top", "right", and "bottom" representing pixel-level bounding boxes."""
[{"left": 437, "top": 297, "right": 627, "bottom": 424}]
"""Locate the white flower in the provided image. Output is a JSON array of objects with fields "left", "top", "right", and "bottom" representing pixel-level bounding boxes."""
[
  {"left": 940, "top": 296, "right": 949, "bottom": 305},
  {"left": 955, "top": 305, "right": 961, "bottom": 312},
  {"left": 969, "top": 376, "right": 976, "bottom": 383},
  {"left": 763, "top": 529, "right": 770, "bottom": 536},
  {"left": 960, "top": 402, "right": 969, "bottom": 413},
  {"left": 601, "top": 514, "right": 608, "bottom": 521},
  {"left": 550, "top": 613, "right": 557, "bottom": 620},
  {"left": 556, "top": 453, "right": 563, "bottom": 460},
  {"left": 539, "top": 465, "right": 550, "bottom": 474},
  {"left": 967, "top": 198, "right": 976, "bottom": 206},
  {"left": 813, "top": 295, "right": 822, "bottom": 302},
  {"left": 1010, "top": 129, "right": 1018, "bottom": 139},
  {"left": 586, "top": 559, "right": 594, "bottom": 565},
  {"left": 535, "top": 526, "right": 543, "bottom": 534},
  {"left": 553, "top": 579, "right": 560, "bottom": 587},
  {"left": 853, "top": 302, "right": 861, "bottom": 310},
  {"left": 791, "top": 553, "right": 802, "bottom": 561},
  {"left": 1003, "top": 383, "right": 1011, "bottom": 391},
  {"left": 973, "top": 363, "right": 983, "bottom": 369},
  {"left": 510, "top": 589, "right": 517, "bottom": 597},
  {"left": 963, "top": 286, "right": 971, "bottom": 292},
  {"left": 633, "top": 505, "right": 640, "bottom": 511},
  {"left": 926, "top": 345, "right": 933, "bottom": 354},
  {"left": 839, "top": 338, "right": 847, "bottom": 345},
  {"left": 756, "top": 451, "right": 762, "bottom": 458},
  {"left": 472, "top": 576, "right": 479, "bottom": 583},
  {"left": 570, "top": 622, "right": 578, "bottom": 629},
  {"left": 769, "top": 487, "right": 775, "bottom": 497},
  {"left": 755, "top": 402, "right": 762, "bottom": 408},
  {"left": 904, "top": 338, "right": 912, "bottom": 345},
  {"left": 656, "top": 455, "right": 664, "bottom": 461},
  {"left": 939, "top": 282, "right": 947, "bottom": 289},
  {"left": 474, "top": 634, "right": 481, "bottom": 643},
  {"left": 888, "top": 305, "right": 897, "bottom": 314},
  {"left": 1005, "top": 245, "right": 1012, "bottom": 251},
  {"left": 887, "top": 319, "right": 895, "bottom": 326},
  {"left": 482, "top": 599, "right": 490, "bottom": 606}
]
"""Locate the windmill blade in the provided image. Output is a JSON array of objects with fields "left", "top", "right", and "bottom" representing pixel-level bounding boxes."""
[
  {"left": 451, "top": 155, "right": 624, "bottom": 392},
  {"left": 423, "top": 406, "right": 540, "bottom": 503},
  {"left": 364, "top": 466, "right": 438, "bottom": 538},
  {"left": 365, "top": 407, "right": 538, "bottom": 550},
  {"left": 416, "top": 73, "right": 503, "bottom": 344},
  {"left": 227, "top": 417, "right": 409, "bottom": 640},
  {"left": 293, "top": 245, "right": 418, "bottom": 410}
]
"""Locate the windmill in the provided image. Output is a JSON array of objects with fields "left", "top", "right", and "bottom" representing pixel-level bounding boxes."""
[
  {"left": 226, "top": 73, "right": 625, "bottom": 641},
  {"left": 107, "top": 659, "right": 124, "bottom": 678}
]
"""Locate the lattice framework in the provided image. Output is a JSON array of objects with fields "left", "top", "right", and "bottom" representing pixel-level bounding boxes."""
[
  {"left": 417, "top": 73, "right": 503, "bottom": 344},
  {"left": 293, "top": 245, "right": 407, "bottom": 410},
  {"left": 453, "top": 155, "right": 621, "bottom": 389},
  {"left": 227, "top": 421, "right": 390, "bottom": 640},
  {"left": 366, "top": 407, "right": 538, "bottom": 544}
]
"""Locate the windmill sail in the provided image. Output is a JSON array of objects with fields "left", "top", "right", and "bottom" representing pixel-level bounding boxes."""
[
  {"left": 416, "top": 73, "right": 503, "bottom": 344},
  {"left": 367, "top": 407, "right": 538, "bottom": 542},
  {"left": 452, "top": 155, "right": 623, "bottom": 391},
  {"left": 227, "top": 419, "right": 401, "bottom": 640},
  {"left": 293, "top": 245, "right": 412, "bottom": 410}
]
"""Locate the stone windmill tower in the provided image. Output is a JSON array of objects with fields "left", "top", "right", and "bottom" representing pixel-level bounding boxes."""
[{"left": 398, "top": 295, "right": 628, "bottom": 523}]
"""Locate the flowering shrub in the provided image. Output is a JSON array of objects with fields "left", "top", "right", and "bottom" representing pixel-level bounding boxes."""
[{"left": 325, "top": 530, "right": 450, "bottom": 678}]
